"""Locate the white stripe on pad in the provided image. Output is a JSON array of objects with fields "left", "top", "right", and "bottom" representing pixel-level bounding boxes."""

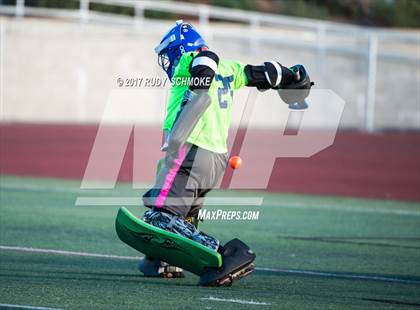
[{"left": 191, "top": 56, "right": 218, "bottom": 72}]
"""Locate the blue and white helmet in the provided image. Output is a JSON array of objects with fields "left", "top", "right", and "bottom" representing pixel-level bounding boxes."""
[{"left": 155, "top": 20, "right": 207, "bottom": 79}]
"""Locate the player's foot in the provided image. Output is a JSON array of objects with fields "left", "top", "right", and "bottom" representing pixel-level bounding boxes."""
[
  {"left": 143, "top": 209, "right": 219, "bottom": 251},
  {"left": 210, "top": 262, "right": 255, "bottom": 287},
  {"left": 138, "top": 257, "right": 185, "bottom": 278},
  {"left": 198, "top": 238, "right": 256, "bottom": 287}
]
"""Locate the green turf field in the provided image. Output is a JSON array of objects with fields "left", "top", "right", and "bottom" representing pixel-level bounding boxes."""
[{"left": 1, "top": 175, "right": 420, "bottom": 309}]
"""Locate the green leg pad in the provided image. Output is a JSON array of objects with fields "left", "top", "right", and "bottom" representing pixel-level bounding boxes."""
[{"left": 115, "top": 207, "right": 222, "bottom": 276}]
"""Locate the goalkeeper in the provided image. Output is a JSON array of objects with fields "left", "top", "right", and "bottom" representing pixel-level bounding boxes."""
[{"left": 140, "top": 20, "right": 312, "bottom": 278}]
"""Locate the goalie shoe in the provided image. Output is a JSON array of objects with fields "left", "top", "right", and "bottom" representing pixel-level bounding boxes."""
[
  {"left": 116, "top": 208, "right": 256, "bottom": 286},
  {"left": 198, "top": 238, "right": 256, "bottom": 287},
  {"left": 138, "top": 257, "right": 185, "bottom": 278},
  {"left": 137, "top": 213, "right": 201, "bottom": 279},
  {"left": 115, "top": 207, "right": 222, "bottom": 276}
]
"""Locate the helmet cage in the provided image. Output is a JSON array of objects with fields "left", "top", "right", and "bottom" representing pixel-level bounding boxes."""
[
  {"left": 155, "top": 21, "right": 207, "bottom": 79},
  {"left": 158, "top": 52, "right": 170, "bottom": 74}
]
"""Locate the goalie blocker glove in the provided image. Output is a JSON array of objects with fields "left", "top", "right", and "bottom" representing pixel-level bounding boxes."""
[
  {"left": 278, "top": 64, "right": 314, "bottom": 104},
  {"left": 244, "top": 61, "right": 297, "bottom": 90}
]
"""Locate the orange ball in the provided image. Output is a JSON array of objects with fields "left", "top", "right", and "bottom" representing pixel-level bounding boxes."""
[{"left": 229, "top": 156, "right": 242, "bottom": 169}]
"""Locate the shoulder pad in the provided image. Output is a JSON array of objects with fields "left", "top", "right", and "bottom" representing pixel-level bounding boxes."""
[{"left": 190, "top": 50, "right": 219, "bottom": 73}]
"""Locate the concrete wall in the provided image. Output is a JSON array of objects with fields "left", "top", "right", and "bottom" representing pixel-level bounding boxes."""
[{"left": 1, "top": 17, "right": 419, "bottom": 130}]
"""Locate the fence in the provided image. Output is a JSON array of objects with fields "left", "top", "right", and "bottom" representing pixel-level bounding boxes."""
[{"left": 0, "top": 0, "right": 419, "bottom": 130}]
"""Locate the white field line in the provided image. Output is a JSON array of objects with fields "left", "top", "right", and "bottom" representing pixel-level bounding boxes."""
[
  {"left": 278, "top": 202, "right": 420, "bottom": 216},
  {"left": 0, "top": 304, "right": 62, "bottom": 310},
  {"left": 0, "top": 183, "right": 84, "bottom": 194},
  {"left": 74, "top": 197, "right": 264, "bottom": 206},
  {"left": 201, "top": 296, "right": 270, "bottom": 306},
  {"left": 0, "top": 183, "right": 145, "bottom": 194},
  {"left": 256, "top": 267, "right": 420, "bottom": 285},
  {"left": 0, "top": 245, "right": 142, "bottom": 260},
  {"left": 0, "top": 183, "right": 264, "bottom": 206},
  {"left": 1, "top": 182, "right": 419, "bottom": 215},
  {"left": 1, "top": 245, "right": 419, "bottom": 285}
]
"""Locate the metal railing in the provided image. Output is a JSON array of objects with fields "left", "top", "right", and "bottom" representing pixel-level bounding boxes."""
[
  {"left": 1, "top": 0, "right": 419, "bottom": 131},
  {"left": 6, "top": 0, "right": 418, "bottom": 41}
]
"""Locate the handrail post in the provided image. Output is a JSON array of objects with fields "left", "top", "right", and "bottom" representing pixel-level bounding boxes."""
[
  {"left": 16, "top": 0, "right": 24, "bottom": 18},
  {"left": 0, "top": 19, "right": 5, "bottom": 112},
  {"left": 199, "top": 5, "right": 209, "bottom": 29},
  {"left": 134, "top": 1, "right": 144, "bottom": 28},
  {"left": 365, "top": 34, "right": 378, "bottom": 132},
  {"left": 199, "top": 5, "right": 212, "bottom": 44},
  {"left": 316, "top": 22, "right": 326, "bottom": 87},
  {"left": 80, "top": 0, "right": 89, "bottom": 23},
  {"left": 250, "top": 14, "right": 259, "bottom": 55}
]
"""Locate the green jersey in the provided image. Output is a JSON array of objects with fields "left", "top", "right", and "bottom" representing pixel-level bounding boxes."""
[{"left": 163, "top": 52, "right": 248, "bottom": 154}]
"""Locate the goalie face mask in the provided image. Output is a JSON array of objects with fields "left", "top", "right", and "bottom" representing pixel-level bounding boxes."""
[{"left": 155, "top": 20, "right": 207, "bottom": 79}]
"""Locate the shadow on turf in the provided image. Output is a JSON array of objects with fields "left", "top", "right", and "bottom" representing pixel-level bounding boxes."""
[
  {"left": 0, "top": 271, "right": 199, "bottom": 288},
  {"left": 361, "top": 298, "right": 420, "bottom": 307},
  {"left": 3, "top": 264, "right": 420, "bottom": 287}
]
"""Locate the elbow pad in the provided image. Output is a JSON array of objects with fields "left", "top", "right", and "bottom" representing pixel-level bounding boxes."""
[
  {"left": 168, "top": 90, "right": 211, "bottom": 153},
  {"left": 245, "top": 61, "right": 296, "bottom": 90},
  {"left": 189, "top": 50, "right": 219, "bottom": 91}
]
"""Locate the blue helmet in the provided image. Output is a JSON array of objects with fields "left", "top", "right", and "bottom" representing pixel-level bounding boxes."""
[{"left": 155, "top": 20, "right": 207, "bottom": 79}]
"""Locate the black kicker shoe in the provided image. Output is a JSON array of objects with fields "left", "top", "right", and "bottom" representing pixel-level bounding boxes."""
[
  {"left": 198, "top": 238, "right": 256, "bottom": 286},
  {"left": 138, "top": 257, "right": 185, "bottom": 278}
]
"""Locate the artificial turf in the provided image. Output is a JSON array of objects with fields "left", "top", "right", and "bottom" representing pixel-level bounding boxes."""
[{"left": 1, "top": 175, "right": 419, "bottom": 309}]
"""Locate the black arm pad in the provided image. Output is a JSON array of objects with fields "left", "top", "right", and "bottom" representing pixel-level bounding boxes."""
[
  {"left": 244, "top": 65, "right": 271, "bottom": 90},
  {"left": 245, "top": 62, "right": 296, "bottom": 90},
  {"left": 189, "top": 50, "right": 219, "bottom": 91}
]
